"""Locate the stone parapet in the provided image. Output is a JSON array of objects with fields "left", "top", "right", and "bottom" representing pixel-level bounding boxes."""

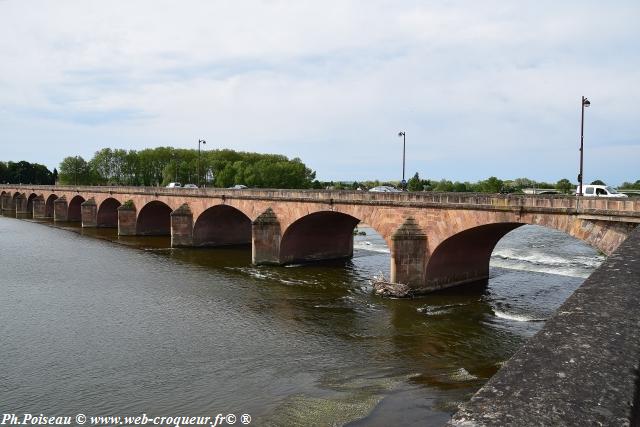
[
  {"left": 1, "top": 184, "right": 638, "bottom": 218},
  {"left": 448, "top": 225, "right": 640, "bottom": 426}
]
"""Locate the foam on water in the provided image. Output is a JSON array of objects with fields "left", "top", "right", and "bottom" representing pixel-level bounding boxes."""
[
  {"left": 353, "top": 242, "right": 391, "bottom": 254},
  {"left": 450, "top": 368, "right": 479, "bottom": 382},
  {"left": 493, "top": 310, "right": 546, "bottom": 322}
]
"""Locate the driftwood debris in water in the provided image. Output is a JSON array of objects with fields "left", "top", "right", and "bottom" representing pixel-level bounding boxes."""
[{"left": 371, "top": 272, "right": 412, "bottom": 298}]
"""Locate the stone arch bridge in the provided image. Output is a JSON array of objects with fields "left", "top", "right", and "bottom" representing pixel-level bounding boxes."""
[{"left": 2, "top": 185, "right": 638, "bottom": 294}]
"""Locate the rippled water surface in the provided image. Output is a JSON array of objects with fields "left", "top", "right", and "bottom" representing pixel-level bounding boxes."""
[{"left": 0, "top": 216, "right": 603, "bottom": 426}]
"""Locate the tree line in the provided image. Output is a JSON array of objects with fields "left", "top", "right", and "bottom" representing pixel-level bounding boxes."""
[
  {"left": 3, "top": 152, "right": 639, "bottom": 193},
  {"left": 57, "top": 147, "right": 317, "bottom": 188},
  {"left": 0, "top": 161, "right": 57, "bottom": 185}
]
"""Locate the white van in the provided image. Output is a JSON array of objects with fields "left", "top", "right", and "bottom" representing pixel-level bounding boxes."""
[
  {"left": 166, "top": 182, "right": 182, "bottom": 188},
  {"left": 576, "top": 185, "right": 628, "bottom": 198}
]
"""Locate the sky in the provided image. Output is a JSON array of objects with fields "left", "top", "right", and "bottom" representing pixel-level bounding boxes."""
[{"left": 0, "top": 1, "right": 638, "bottom": 184}]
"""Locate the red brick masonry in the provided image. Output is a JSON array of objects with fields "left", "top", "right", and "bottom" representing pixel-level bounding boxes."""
[{"left": 2, "top": 185, "right": 638, "bottom": 293}]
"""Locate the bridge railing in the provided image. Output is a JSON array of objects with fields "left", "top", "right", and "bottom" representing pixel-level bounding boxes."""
[{"left": 1, "top": 184, "right": 639, "bottom": 216}]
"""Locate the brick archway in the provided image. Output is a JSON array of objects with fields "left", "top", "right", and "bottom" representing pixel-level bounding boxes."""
[
  {"left": 68, "top": 195, "right": 85, "bottom": 222},
  {"left": 137, "top": 201, "right": 172, "bottom": 235},
  {"left": 97, "top": 198, "right": 121, "bottom": 228},
  {"left": 45, "top": 194, "right": 58, "bottom": 217},
  {"left": 193, "top": 205, "right": 251, "bottom": 246},
  {"left": 26, "top": 193, "right": 38, "bottom": 213},
  {"left": 279, "top": 211, "right": 360, "bottom": 264},
  {"left": 425, "top": 223, "right": 524, "bottom": 290}
]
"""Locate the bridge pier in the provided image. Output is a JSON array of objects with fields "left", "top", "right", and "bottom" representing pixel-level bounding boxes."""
[
  {"left": 81, "top": 198, "right": 97, "bottom": 227},
  {"left": 170, "top": 204, "right": 193, "bottom": 247},
  {"left": 15, "top": 194, "right": 30, "bottom": 218},
  {"left": 2, "top": 193, "right": 16, "bottom": 216},
  {"left": 117, "top": 202, "right": 137, "bottom": 236},
  {"left": 390, "top": 217, "right": 429, "bottom": 291},
  {"left": 252, "top": 208, "right": 281, "bottom": 265},
  {"left": 53, "top": 197, "right": 68, "bottom": 222},
  {"left": 32, "top": 196, "right": 46, "bottom": 218}
]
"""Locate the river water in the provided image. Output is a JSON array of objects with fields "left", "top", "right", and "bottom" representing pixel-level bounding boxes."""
[{"left": 0, "top": 215, "right": 603, "bottom": 426}]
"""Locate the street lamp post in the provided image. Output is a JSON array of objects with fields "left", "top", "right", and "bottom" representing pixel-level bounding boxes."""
[
  {"left": 197, "top": 139, "right": 206, "bottom": 187},
  {"left": 398, "top": 131, "right": 406, "bottom": 190},
  {"left": 578, "top": 96, "right": 590, "bottom": 196}
]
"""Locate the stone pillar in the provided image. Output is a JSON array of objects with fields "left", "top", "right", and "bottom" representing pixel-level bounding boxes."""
[
  {"left": 117, "top": 201, "right": 137, "bottom": 236},
  {"left": 390, "top": 217, "right": 428, "bottom": 291},
  {"left": 252, "top": 208, "right": 281, "bottom": 265},
  {"left": 81, "top": 198, "right": 98, "bottom": 228},
  {"left": 53, "top": 196, "right": 68, "bottom": 222},
  {"left": 171, "top": 203, "right": 194, "bottom": 247},
  {"left": 32, "top": 196, "right": 46, "bottom": 218},
  {"left": 2, "top": 194, "right": 16, "bottom": 216},
  {"left": 15, "top": 193, "right": 29, "bottom": 218}
]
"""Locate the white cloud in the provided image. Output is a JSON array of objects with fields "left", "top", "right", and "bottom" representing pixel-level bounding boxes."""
[{"left": 0, "top": 0, "right": 638, "bottom": 184}]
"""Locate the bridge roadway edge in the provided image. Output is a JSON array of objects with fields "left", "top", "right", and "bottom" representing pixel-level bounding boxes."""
[{"left": 448, "top": 224, "right": 640, "bottom": 426}]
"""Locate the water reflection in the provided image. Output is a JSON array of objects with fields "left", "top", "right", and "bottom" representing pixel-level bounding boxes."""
[{"left": 1, "top": 216, "right": 599, "bottom": 426}]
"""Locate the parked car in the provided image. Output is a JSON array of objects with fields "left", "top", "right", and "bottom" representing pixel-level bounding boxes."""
[
  {"left": 166, "top": 182, "right": 182, "bottom": 188},
  {"left": 369, "top": 185, "right": 402, "bottom": 193},
  {"left": 576, "top": 184, "right": 628, "bottom": 198},
  {"left": 229, "top": 184, "right": 248, "bottom": 189},
  {"left": 183, "top": 184, "right": 198, "bottom": 189}
]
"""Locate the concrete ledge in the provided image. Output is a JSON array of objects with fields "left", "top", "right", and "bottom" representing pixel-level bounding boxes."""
[{"left": 448, "top": 225, "right": 640, "bottom": 426}]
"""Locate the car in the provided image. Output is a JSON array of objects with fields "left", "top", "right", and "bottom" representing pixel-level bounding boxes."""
[
  {"left": 369, "top": 185, "right": 402, "bottom": 193},
  {"left": 166, "top": 182, "right": 182, "bottom": 188},
  {"left": 229, "top": 184, "right": 248, "bottom": 189},
  {"left": 576, "top": 184, "right": 628, "bottom": 198},
  {"left": 183, "top": 184, "right": 198, "bottom": 189}
]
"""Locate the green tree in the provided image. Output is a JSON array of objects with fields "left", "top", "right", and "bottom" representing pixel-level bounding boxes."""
[
  {"left": 407, "top": 172, "right": 422, "bottom": 191},
  {"left": 620, "top": 180, "right": 640, "bottom": 190},
  {"left": 434, "top": 179, "right": 454, "bottom": 192},
  {"left": 478, "top": 176, "right": 504, "bottom": 193},
  {"left": 556, "top": 178, "right": 574, "bottom": 194},
  {"left": 0, "top": 161, "right": 7, "bottom": 183},
  {"left": 58, "top": 156, "right": 93, "bottom": 185},
  {"left": 590, "top": 179, "right": 606, "bottom": 185}
]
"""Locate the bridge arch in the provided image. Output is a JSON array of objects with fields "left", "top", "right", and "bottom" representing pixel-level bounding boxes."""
[
  {"left": 137, "top": 201, "right": 172, "bottom": 235},
  {"left": 423, "top": 216, "right": 637, "bottom": 292},
  {"left": 45, "top": 194, "right": 58, "bottom": 217},
  {"left": 97, "top": 198, "right": 121, "bottom": 228},
  {"left": 280, "top": 211, "right": 360, "bottom": 264},
  {"left": 26, "top": 193, "right": 38, "bottom": 213},
  {"left": 193, "top": 205, "right": 251, "bottom": 246},
  {"left": 425, "top": 223, "right": 524, "bottom": 290},
  {"left": 67, "top": 195, "right": 85, "bottom": 222}
]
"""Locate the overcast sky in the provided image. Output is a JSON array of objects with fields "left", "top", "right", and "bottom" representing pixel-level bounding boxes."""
[{"left": 1, "top": 1, "right": 638, "bottom": 184}]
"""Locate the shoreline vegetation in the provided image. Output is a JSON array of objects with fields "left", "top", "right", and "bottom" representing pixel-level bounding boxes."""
[{"left": 1, "top": 148, "right": 639, "bottom": 193}]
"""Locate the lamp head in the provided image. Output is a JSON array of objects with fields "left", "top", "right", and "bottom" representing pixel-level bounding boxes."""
[
  {"left": 583, "top": 97, "right": 590, "bottom": 107},
  {"left": 398, "top": 131, "right": 405, "bottom": 137}
]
